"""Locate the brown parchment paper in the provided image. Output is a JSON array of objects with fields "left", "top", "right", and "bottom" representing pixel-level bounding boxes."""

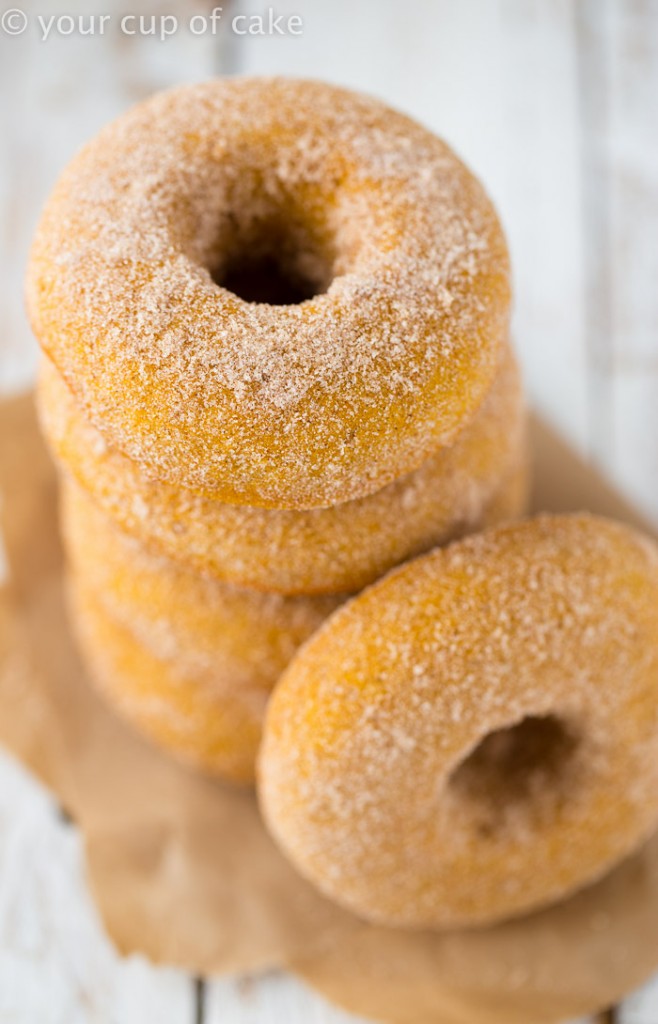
[{"left": 0, "top": 391, "right": 657, "bottom": 1024}]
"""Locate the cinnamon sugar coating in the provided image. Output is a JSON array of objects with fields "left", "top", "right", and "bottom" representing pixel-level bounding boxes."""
[
  {"left": 70, "top": 583, "right": 265, "bottom": 784},
  {"left": 39, "top": 345, "right": 527, "bottom": 595},
  {"left": 62, "top": 481, "right": 343, "bottom": 782},
  {"left": 27, "top": 77, "right": 510, "bottom": 509},
  {"left": 259, "top": 515, "right": 658, "bottom": 927}
]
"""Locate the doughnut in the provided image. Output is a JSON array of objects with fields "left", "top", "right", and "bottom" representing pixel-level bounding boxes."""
[
  {"left": 259, "top": 514, "right": 658, "bottom": 928},
  {"left": 69, "top": 582, "right": 266, "bottom": 783},
  {"left": 27, "top": 77, "right": 510, "bottom": 510},
  {"left": 61, "top": 479, "right": 343, "bottom": 687},
  {"left": 39, "top": 345, "right": 527, "bottom": 595}
]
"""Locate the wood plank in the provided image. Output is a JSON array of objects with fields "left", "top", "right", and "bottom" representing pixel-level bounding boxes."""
[
  {"left": 0, "top": 748, "right": 194, "bottom": 1023},
  {"left": 606, "top": 0, "right": 658, "bottom": 365},
  {"left": 605, "top": 0, "right": 658, "bottom": 523},
  {"left": 574, "top": 0, "right": 616, "bottom": 465},
  {"left": 575, "top": 0, "right": 658, "bottom": 522},
  {"left": 498, "top": 0, "right": 590, "bottom": 453}
]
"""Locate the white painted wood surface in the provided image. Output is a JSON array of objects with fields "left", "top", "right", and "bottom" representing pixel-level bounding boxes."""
[
  {"left": 1, "top": 0, "right": 657, "bottom": 1020},
  {"left": 0, "top": 750, "right": 193, "bottom": 1024}
]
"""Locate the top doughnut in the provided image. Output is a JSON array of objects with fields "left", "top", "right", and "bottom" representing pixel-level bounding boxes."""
[{"left": 27, "top": 77, "right": 511, "bottom": 509}]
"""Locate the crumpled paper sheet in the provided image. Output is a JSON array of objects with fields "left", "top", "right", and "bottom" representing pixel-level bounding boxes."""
[{"left": 0, "top": 392, "right": 657, "bottom": 1024}]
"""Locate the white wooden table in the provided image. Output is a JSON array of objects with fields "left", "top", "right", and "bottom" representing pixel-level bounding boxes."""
[{"left": 1, "top": 1, "right": 657, "bottom": 1020}]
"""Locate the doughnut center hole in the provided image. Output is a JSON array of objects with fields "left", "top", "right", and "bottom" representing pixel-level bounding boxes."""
[
  {"left": 219, "top": 254, "right": 318, "bottom": 305},
  {"left": 212, "top": 217, "right": 334, "bottom": 305},
  {"left": 448, "top": 715, "right": 578, "bottom": 829}
]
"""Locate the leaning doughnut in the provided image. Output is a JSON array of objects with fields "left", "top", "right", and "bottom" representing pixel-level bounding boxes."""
[
  {"left": 69, "top": 582, "right": 266, "bottom": 784},
  {"left": 61, "top": 479, "right": 343, "bottom": 690},
  {"left": 39, "top": 345, "right": 527, "bottom": 595},
  {"left": 27, "top": 77, "right": 510, "bottom": 509},
  {"left": 259, "top": 515, "right": 658, "bottom": 928}
]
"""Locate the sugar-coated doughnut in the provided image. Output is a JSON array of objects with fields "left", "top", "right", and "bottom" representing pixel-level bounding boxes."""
[
  {"left": 27, "top": 78, "right": 510, "bottom": 509},
  {"left": 39, "top": 345, "right": 527, "bottom": 595},
  {"left": 69, "top": 583, "right": 265, "bottom": 783},
  {"left": 62, "top": 479, "right": 342, "bottom": 691},
  {"left": 259, "top": 515, "right": 658, "bottom": 928}
]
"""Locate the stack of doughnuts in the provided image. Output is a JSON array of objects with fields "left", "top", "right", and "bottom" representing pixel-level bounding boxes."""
[
  {"left": 27, "top": 77, "right": 658, "bottom": 931},
  {"left": 27, "top": 78, "right": 526, "bottom": 786}
]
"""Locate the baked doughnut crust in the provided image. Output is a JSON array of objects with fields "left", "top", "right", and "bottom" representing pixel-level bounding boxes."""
[
  {"left": 69, "top": 583, "right": 266, "bottom": 784},
  {"left": 259, "top": 515, "right": 658, "bottom": 927},
  {"left": 27, "top": 78, "right": 510, "bottom": 509},
  {"left": 39, "top": 345, "right": 527, "bottom": 594},
  {"left": 61, "top": 480, "right": 343, "bottom": 687}
]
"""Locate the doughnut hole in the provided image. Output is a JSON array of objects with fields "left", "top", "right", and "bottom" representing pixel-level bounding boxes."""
[
  {"left": 211, "top": 197, "right": 339, "bottom": 305},
  {"left": 447, "top": 714, "right": 580, "bottom": 838},
  {"left": 220, "top": 251, "right": 320, "bottom": 305}
]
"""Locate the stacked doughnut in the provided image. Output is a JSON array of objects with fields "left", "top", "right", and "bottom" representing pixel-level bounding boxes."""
[{"left": 27, "top": 78, "right": 526, "bottom": 786}]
